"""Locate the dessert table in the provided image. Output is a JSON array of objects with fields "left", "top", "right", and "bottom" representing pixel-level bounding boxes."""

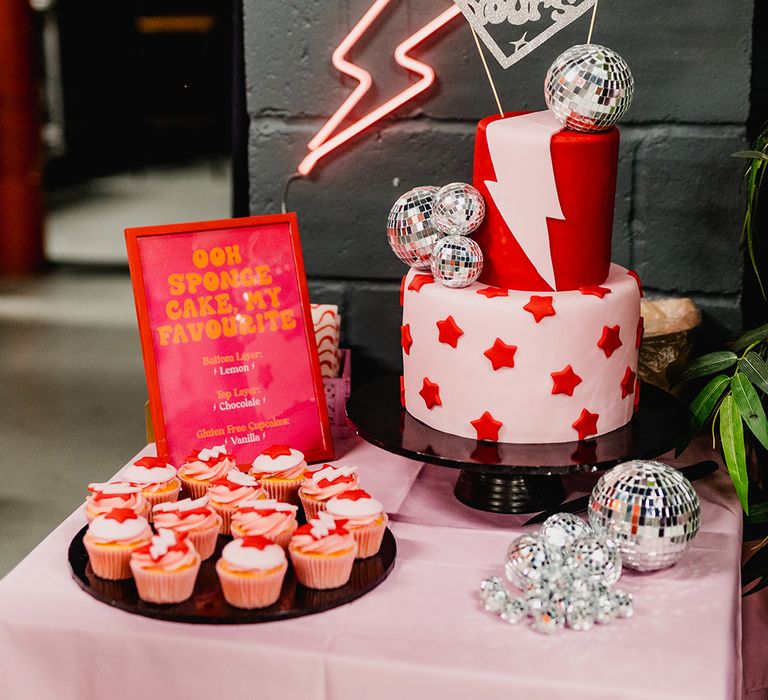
[{"left": 0, "top": 437, "right": 743, "bottom": 700}]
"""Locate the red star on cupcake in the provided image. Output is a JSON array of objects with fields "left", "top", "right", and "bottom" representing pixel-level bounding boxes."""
[
  {"left": 551, "top": 365, "right": 583, "bottom": 396},
  {"left": 408, "top": 274, "right": 435, "bottom": 293},
  {"left": 401, "top": 324, "right": 413, "bottom": 355},
  {"left": 436, "top": 315, "right": 464, "bottom": 348},
  {"left": 579, "top": 285, "right": 612, "bottom": 299},
  {"left": 471, "top": 411, "right": 503, "bottom": 442},
  {"left": 477, "top": 286, "right": 509, "bottom": 299},
  {"left": 103, "top": 508, "right": 139, "bottom": 523},
  {"left": 597, "top": 325, "right": 623, "bottom": 358},
  {"left": 572, "top": 409, "right": 600, "bottom": 441},
  {"left": 419, "top": 378, "right": 442, "bottom": 409},
  {"left": 523, "top": 295, "right": 556, "bottom": 323},
  {"left": 620, "top": 367, "right": 637, "bottom": 399},
  {"left": 483, "top": 338, "right": 517, "bottom": 371},
  {"left": 261, "top": 444, "right": 293, "bottom": 459}
]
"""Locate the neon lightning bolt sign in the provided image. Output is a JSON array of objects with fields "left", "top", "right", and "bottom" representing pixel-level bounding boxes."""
[{"left": 297, "top": 2, "right": 461, "bottom": 177}]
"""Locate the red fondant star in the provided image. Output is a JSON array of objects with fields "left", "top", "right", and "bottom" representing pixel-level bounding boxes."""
[
  {"left": 483, "top": 338, "right": 518, "bottom": 371},
  {"left": 242, "top": 535, "right": 274, "bottom": 550},
  {"left": 551, "top": 365, "right": 583, "bottom": 396},
  {"left": 524, "top": 295, "right": 556, "bottom": 323},
  {"left": 627, "top": 270, "right": 644, "bottom": 297},
  {"left": 579, "top": 285, "right": 612, "bottom": 299},
  {"left": 401, "top": 324, "right": 413, "bottom": 355},
  {"left": 400, "top": 275, "right": 407, "bottom": 306},
  {"left": 399, "top": 375, "right": 406, "bottom": 408},
  {"left": 572, "top": 409, "right": 600, "bottom": 441},
  {"left": 620, "top": 367, "right": 637, "bottom": 399},
  {"left": 436, "top": 315, "right": 464, "bottom": 348},
  {"left": 408, "top": 273, "right": 435, "bottom": 293},
  {"left": 419, "top": 377, "right": 442, "bottom": 410},
  {"left": 261, "top": 444, "right": 293, "bottom": 459},
  {"left": 134, "top": 456, "right": 167, "bottom": 468},
  {"left": 477, "top": 286, "right": 509, "bottom": 299},
  {"left": 103, "top": 508, "right": 139, "bottom": 523},
  {"left": 636, "top": 316, "right": 644, "bottom": 349},
  {"left": 335, "top": 489, "right": 371, "bottom": 501},
  {"left": 471, "top": 411, "right": 503, "bottom": 442},
  {"left": 597, "top": 325, "right": 623, "bottom": 358}
]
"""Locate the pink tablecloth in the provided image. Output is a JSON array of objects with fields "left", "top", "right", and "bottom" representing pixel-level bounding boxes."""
[{"left": 0, "top": 438, "right": 743, "bottom": 700}]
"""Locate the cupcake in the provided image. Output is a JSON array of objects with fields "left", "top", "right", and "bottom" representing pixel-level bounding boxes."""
[
  {"left": 129, "top": 529, "right": 201, "bottom": 604},
  {"left": 84, "top": 481, "right": 148, "bottom": 523},
  {"left": 208, "top": 470, "right": 266, "bottom": 534},
  {"left": 249, "top": 445, "right": 306, "bottom": 504},
  {"left": 83, "top": 508, "right": 152, "bottom": 580},
  {"left": 216, "top": 535, "right": 287, "bottom": 609},
  {"left": 230, "top": 498, "right": 299, "bottom": 548},
  {"left": 298, "top": 464, "right": 359, "bottom": 520},
  {"left": 288, "top": 511, "right": 357, "bottom": 590},
  {"left": 120, "top": 456, "right": 181, "bottom": 518},
  {"left": 177, "top": 443, "right": 236, "bottom": 499},
  {"left": 152, "top": 494, "right": 222, "bottom": 560},
  {"left": 325, "top": 490, "right": 388, "bottom": 558}
]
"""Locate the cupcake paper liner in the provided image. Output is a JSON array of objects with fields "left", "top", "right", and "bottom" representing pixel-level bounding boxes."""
[
  {"left": 298, "top": 491, "right": 326, "bottom": 521},
  {"left": 84, "top": 538, "right": 146, "bottom": 580},
  {"left": 216, "top": 560, "right": 287, "bottom": 609},
  {"left": 143, "top": 480, "right": 182, "bottom": 521},
  {"left": 230, "top": 520, "right": 297, "bottom": 549},
  {"left": 350, "top": 516, "right": 388, "bottom": 559},
  {"left": 211, "top": 503, "right": 237, "bottom": 534},
  {"left": 178, "top": 474, "right": 210, "bottom": 500},
  {"left": 289, "top": 544, "right": 357, "bottom": 590},
  {"left": 130, "top": 558, "right": 201, "bottom": 604},
  {"left": 186, "top": 518, "right": 222, "bottom": 560},
  {"left": 262, "top": 478, "right": 302, "bottom": 505}
]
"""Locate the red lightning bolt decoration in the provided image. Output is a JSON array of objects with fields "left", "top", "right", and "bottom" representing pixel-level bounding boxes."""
[{"left": 298, "top": 2, "right": 461, "bottom": 177}]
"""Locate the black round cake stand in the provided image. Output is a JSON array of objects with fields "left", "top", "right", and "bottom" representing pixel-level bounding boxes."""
[
  {"left": 69, "top": 527, "right": 396, "bottom": 624},
  {"left": 346, "top": 375, "right": 688, "bottom": 514}
]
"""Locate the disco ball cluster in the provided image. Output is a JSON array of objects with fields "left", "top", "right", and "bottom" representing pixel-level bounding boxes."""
[
  {"left": 545, "top": 43, "right": 634, "bottom": 133},
  {"left": 387, "top": 182, "right": 486, "bottom": 288}
]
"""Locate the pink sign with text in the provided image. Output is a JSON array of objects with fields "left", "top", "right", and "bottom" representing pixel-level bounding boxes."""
[{"left": 126, "top": 215, "right": 333, "bottom": 466}]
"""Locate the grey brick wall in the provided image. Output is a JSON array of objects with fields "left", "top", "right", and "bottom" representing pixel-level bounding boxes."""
[{"left": 244, "top": 0, "right": 753, "bottom": 383}]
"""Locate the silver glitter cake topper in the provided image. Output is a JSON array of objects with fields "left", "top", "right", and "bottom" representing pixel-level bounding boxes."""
[{"left": 454, "top": 0, "right": 598, "bottom": 69}]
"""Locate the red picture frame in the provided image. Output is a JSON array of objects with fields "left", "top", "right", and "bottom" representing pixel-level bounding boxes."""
[{"left": 125, "top": 213, "right": 334, "bottom": 465}]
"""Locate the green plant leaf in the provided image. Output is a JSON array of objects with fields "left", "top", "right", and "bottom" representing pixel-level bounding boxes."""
[
  {"left": 719, "top": 394, "right": 749, "bottom": 513},
  {"left": 742, "top": 351, "right": 768, "bottom": 394},
  {"left": 677, "top": 351, "right": 738, "bottom": 384},
  {"left": 732, "top": 150, "right": 768, "bottom": 161},
  {"left": 732, "top": 373, "right": 768, "bottom": 451},
  {"left": 731, "top": 325, "right": 768, "bottom": 351},
  {"left": 675, "top": 374, "right": 731, "bottom": 456}
]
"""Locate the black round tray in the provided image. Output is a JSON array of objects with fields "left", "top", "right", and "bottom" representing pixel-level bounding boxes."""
[
  {"left": 346, "top": 376, "right": 688, "bottom": 513},
  {"left": 69, "top": 526, "right": 396, "bottom": 624}
]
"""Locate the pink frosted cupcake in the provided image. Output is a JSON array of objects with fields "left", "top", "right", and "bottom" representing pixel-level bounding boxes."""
[
  {"left": 216, "top": 535, "right": 287, "bottom": 609},
  {"left": 249, "top": 445, "right": 306, "bottom": 504},
  {"left": 298, "top": 464, "right": 359, "bottom": 520},
  {"left": 83, "top": 508, "right": 152, "bottom": 580},
  {"left": 120, "top": 457, "right": 181, "bottom": 518},
  {"left": 130, "top": 529, "right": 201, "bottom": 604},
  {"left": 208, "top": 470, "right": 266, "bottom": 534},
  {"left": 325, "top": 490, "right": 388, "bottom": 558},
  {"left": 178, "top": 443, "right": 236, "bottom": 499},
  {"left": 152, "top": 495, "right": 222, "bottom": 560},
  {"left": 230, "top": 498, "right": 299, "bottom": 548},
  {"left": 288, "top": 511, "right": 357, "bottom": 590},
  {"left": 84, "top": 481, "right": 148, "bottom": 523}
]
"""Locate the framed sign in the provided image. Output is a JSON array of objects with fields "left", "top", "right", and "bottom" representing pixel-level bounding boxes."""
[{"left": 126, "top": 214, "right": 334, "bottom": 465}]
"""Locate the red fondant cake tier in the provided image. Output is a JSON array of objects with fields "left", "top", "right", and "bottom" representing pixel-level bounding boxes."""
[
  {"left": 401, "top": 265, "right": 641, "bottom": 444},
  {"left": 473, "top": 111, "right": 619, "bottom": 291}
]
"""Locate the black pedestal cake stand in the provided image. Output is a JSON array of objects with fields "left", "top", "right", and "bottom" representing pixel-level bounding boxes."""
[{"left": 346, "top": 376, "right": 688, "bottom": 514}]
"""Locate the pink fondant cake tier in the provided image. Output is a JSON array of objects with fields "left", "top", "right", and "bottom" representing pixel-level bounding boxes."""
[{"left": 401, "top": 264, "right": 642, "bottom": 444}]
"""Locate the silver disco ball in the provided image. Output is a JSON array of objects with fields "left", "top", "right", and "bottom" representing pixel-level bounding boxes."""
[
  {"left": 541, "top": 513, "right": 592, "bottom": 548},
  {"left": 430, "top": 235, "right": 483, "bottom": 289},
  {"left": 564, "top": 535, "right": 622, "bottom": 587},
  {"left": 545, "top": 44, "right": 634, "bottom": 133},
  {"left": 504, "top": 534, "right": 562, "bottom": 589},
  {"left": 387, "top": 186, "right": 443, "bottom": 269},
  {"left": 588, "top": 460, "right": 701, "bottom": 571},
  {"left": 432, "top": 182, "right": 486, "bottom": 236}
]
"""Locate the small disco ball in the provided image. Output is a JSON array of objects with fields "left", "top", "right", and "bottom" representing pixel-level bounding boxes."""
[
  {"left": 387, "top": 186, "right": 443, "bottom": 270},
  {"left": 430, "top": 235, "right": 483, "bottom": 289},
  {"left": 588, "top": 460, "right": 701, "bottom": 572},
  {"left": 564, "top": 535, "right": 622, "bottom": 587},
  {"left": 432, "top": 183, "right": 486, "bottom": 236},
  {"left": 504, "top": 534, "right": 562, "bottom": 589},
  {"left": 541, "top": 513, "right": 592, "bottom": 548},
  {"left": 545, "top": 44, "right": 634, "bottom": 133}
]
